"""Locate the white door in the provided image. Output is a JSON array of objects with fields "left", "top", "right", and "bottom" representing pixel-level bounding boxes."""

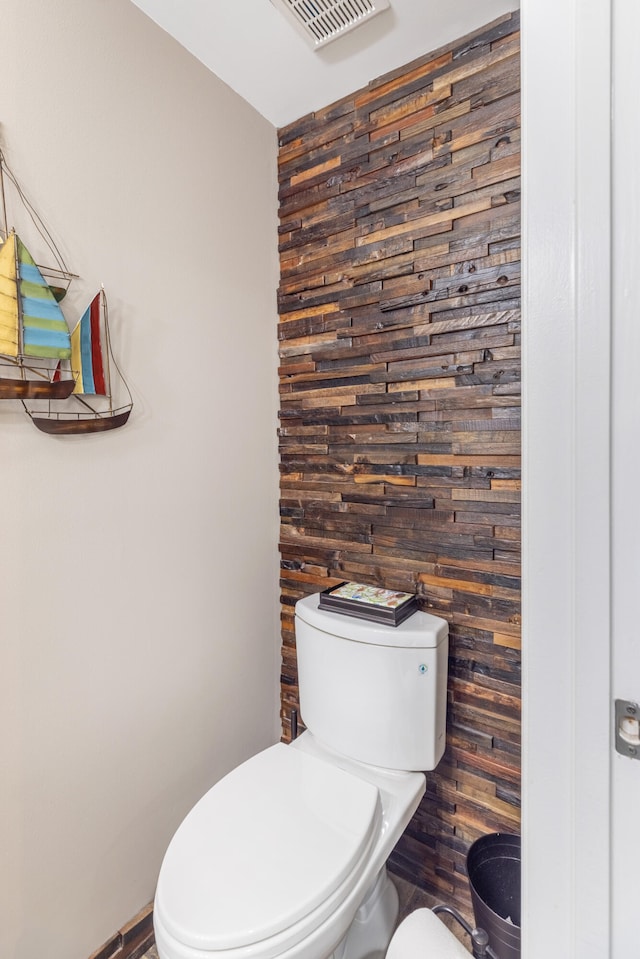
[{"left": 611, "top": 1, "right": 640, "bottom": 952}]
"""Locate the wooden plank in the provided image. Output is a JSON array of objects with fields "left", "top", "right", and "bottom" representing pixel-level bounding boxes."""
[
  {"left": 356, "top": 197, "right": 491, "bottom": 248},
  {"left": 431, "top": 37, "right": 520, "bottom": 93}
]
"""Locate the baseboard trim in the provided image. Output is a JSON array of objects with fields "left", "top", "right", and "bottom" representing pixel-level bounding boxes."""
[{"left": 88, "top": 902, "right": 154, "bottom": 959}]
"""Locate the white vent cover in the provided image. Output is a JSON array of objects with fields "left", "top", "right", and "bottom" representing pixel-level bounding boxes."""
[{"left": 271, "top": 0, "right": 391, "bottom": 50}]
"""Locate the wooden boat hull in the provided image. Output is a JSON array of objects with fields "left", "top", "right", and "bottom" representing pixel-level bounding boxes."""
[
  {"left": 30, "top": 408, "right": 131, "bottom": 435},
  {"left": 0, "top": 376, "right": 75, "bottom": 399}
]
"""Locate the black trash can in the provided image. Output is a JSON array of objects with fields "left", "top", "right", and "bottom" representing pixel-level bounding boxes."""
[{"left": 467, "top": 833, "right": 520, "bottom": 959}]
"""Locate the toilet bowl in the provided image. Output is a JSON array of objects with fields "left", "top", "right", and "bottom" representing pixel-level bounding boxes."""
[
  {"left": 154, "top": 732, "right": 425, "bottom": 959},
  {"left": 154, "top": 591, "right": 449, "bottom": 959}
]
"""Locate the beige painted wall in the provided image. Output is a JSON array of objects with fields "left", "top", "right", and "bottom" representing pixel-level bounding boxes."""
[{"left": 0, "top": 2, "right": 280, "bottom": 957}]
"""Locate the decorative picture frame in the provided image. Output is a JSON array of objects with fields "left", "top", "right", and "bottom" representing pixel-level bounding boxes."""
[{"left": 318, "top": 582, "right": 418, "bottom": 626}]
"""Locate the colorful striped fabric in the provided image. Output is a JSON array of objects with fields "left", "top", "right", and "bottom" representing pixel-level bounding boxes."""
[
  {"left": 18, "top": 238, "right": 71, "bottom": 359},
  {"left": 0, "top": 232, "right": 71, "bottom": 360},
  {"left": 71, "top": 292, "right": 106, "bottom": 395}
]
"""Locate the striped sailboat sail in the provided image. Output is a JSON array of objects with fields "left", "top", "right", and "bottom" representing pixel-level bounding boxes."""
[
  {"left": 0, "top": 232, "right": 71, "bottom": 359},
  {"left": 0, "top": 231, "right": 74, "bottom": 398},
  {"left": 70, "top": 292, "right": 106, "bottom": 396}
]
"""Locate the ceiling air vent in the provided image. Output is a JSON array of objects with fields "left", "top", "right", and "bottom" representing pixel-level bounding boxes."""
[{"left": 271, "top": 0, "right": 391, "bottom": 50}]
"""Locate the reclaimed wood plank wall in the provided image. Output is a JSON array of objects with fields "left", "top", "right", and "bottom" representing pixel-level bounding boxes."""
[{"left": 277, "top": 11, "right": 521, "bottom": 916}]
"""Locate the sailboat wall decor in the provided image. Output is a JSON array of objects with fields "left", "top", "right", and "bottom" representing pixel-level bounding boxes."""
[
  {"left": 23, "top": 287, "right": 133, "bottom": 434},
  {"left": 0, "top": 143, "right": 133, "bottom": 435}
]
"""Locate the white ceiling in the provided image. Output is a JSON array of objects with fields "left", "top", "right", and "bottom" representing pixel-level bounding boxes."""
[{"left": 129, "top": 0, "right": 519, "bottom": 129}]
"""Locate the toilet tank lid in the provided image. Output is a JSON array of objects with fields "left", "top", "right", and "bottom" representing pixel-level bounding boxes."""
[{"left": 295, "top": 593, "right": 448, "bottom": 648}]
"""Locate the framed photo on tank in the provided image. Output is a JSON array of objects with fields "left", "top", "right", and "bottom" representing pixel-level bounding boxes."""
[{"left": 318, "top": 582, "right": 418, "bottom": 626}]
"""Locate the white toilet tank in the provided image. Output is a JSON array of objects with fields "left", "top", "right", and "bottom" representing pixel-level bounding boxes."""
[{"left": 295, "top": 593, "right": 449, "bottom": 771}]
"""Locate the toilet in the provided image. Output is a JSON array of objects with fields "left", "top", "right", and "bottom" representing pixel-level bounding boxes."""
[{"left": 153, "top": 592, "right": 449, "bottom": 959}]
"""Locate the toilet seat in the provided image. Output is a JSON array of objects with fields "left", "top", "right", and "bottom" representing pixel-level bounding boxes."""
[{"left": 155, "top": 743, "right": 381, "bottom": 956}]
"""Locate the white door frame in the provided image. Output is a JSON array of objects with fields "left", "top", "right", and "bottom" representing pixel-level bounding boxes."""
[
  {"left": 521, "top": 1, "right": 612, "bottom": 956},
  {"left": 610, "top": 0, "right": 640, "bottom": 952}
]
